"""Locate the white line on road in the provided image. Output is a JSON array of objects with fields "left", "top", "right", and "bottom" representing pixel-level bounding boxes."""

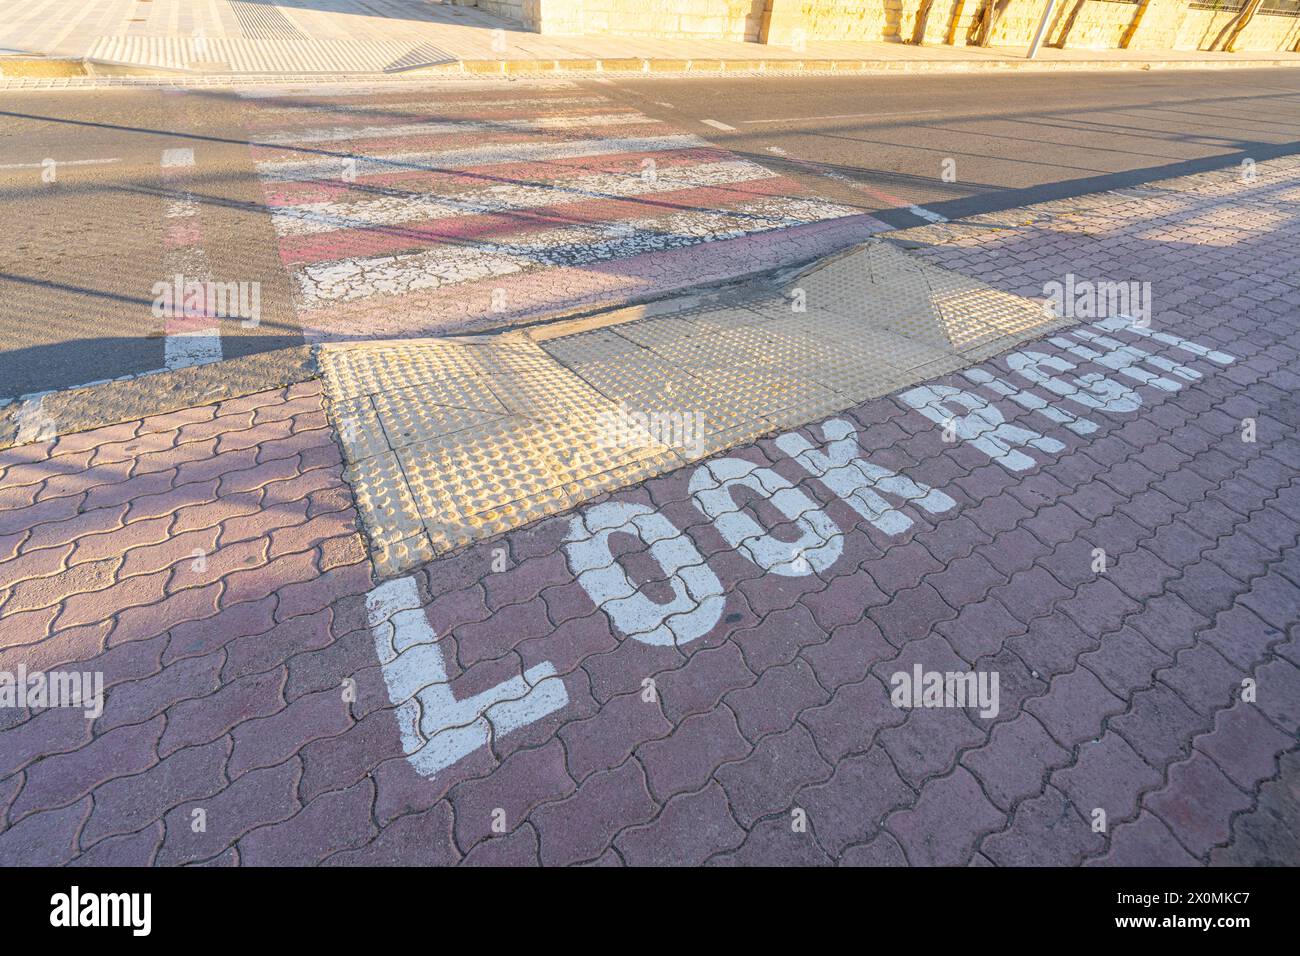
[
  {"left": 740, "top": 109, "right": 942, "bottom": 124},
  {"left": 255, "top": 134, "right": 706, "bottom": 182},
  {"left": 251, "top": 96, "right": 605, "bottom": 115},
  {"left": 160, "top": 147, "right": 222, "bottom": 370},
  {"left": 0, "top": 158, "right": 120, "bottom": 170},
  {"left": 1, "top": 366, "right": 168, "bottom": 415},
  {"left": 292, "top": 196, "right": 858, "bottom": 306},
  {"left": 270, "top": 159, "right": 777, "bottom": 237},
  {"left": 160, "top": 148, "right": 195, "bottom": 168},
  {"left": 701, "top": 119, "right": 737, "bottom": 131},
  {"left": 909, "top": 205, "right": 949, "bottom": 223},
  {"left": 759, "top": 147, "right": 948, "bottom": 223},
  {"left": 165, "top": 329, "right": 223, "bottom": 369},
  {"left": 256, "top": 113, "right": 656, "bottom": 146}
]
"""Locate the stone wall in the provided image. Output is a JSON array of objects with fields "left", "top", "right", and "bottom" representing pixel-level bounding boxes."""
[
  {"left": 459, "top": 0, "right": 1300, "bottom": 52},
  {"left": 501, "top": 0, "right": 767, "bottom": 38},
  {"left": 759, "top": 0, "right": 1069, "bottom": 48},
  {"left": 470, "top": 0, "right": 541, "bottom": 31},
  {"left": 1236, "top": 11, "right": 1300, "bottom": 52},
  {"left": 761, "top": 0, "right": 1300, "bottom": 50},
  {"left": 1048, "top": 1, "right": 1138, "bottom": 49}
]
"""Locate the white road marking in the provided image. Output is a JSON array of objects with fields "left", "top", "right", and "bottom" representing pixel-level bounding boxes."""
[
  {"left": 13, "top": 394, "right": 56, "bottom": 445},
  {"left": 238, "top": 81, "right": 584, "bottom": 98},
  {"left": 909, "top": 205, "right": 948, "bottom": 223},
  {"left": 252, "top": 96, "right": 606, "bottom": 115},
  {"left": 292, "top": 196, "right": 859, "bottom": 306},
  {"left": 255, "top": 133, "right": 706, "bottom": 182},
  {"left": 1005, "top": 349, "right": 1143, "bottom": 414},
  {"left": 1093, "top": 315, "right": 1235, "bottom": 364},
  {"left": 160, "top": 148, "right": 195, "bottom": 168},
  {"left": 270, "top": 159, "right": 777, "bottom": 237},
  {"left": 367, "top": 576, "right": 568, "bottom": 779},
  {"left": 740, "top": 109, "right": 942, "bottom": 124},
  {"left": 0, "top": 158, "right": 120, "bottom": 170},
  {"left": 565, "top": 502, "right": 724, "bottom": 647},
  {"left": 901, "top": 383, "right": 1066, "bottom": 472},
  {"left": 690, "top": 456, "right": 842, "bottom": 575},
  {"left": 963, "top": 368, "right": 1099, "bottom": 436},
  {"left": 256, "top": 113, "right": 656, "bottom": 146},
  {"left": 753, "top": 147, "right": 945, "bottom": 222},
  {"left": 776, "top": 420, "right": 955, "bottom": 536},
  {"left": 1051, "top": 331, "right": 1193, "bottom": 391},
  {"left": 159, "top": 147, "right": 221, "bottom": 370},
  {"left": 164, "top": 329, "right": 223, "bottom": 369},
  {"left": 564, "top": 325, "right": 1238, "bottom": 650},
  {"left": 701, "top": 119, "right": 737, "bottom": 131},
  {"left": 2, "top": 367, "right": 168, "bottom": 415}
]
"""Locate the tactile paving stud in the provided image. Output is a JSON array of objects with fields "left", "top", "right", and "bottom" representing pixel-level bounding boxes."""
[
  {"left": 321, "top": 238, "right": 1062, "bottom": 577},
  {"left": 345, "top": 450, "right": 425, "bottom": 551},
  {"left": 373, "top": 389, "right": 507, "bottom": 449},
  {"left": 330, "top": 394, "right": 390, "bottom": 463}
]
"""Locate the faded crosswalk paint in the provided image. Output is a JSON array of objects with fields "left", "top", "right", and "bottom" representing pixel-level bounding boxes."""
[
  {"left": 159, "top": 147, "right": 222, "bottom": 370},
  {"left": 247, "top": 86, "right": 878, "bottom": 340}
]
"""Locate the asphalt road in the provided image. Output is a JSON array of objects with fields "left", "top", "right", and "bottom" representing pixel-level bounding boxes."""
[
  {"left": 1, "top": 67, "right": 1298, "bottom": 400},
  {"left": 598, "top": 68, "right": 1300, "bottom": 224}
]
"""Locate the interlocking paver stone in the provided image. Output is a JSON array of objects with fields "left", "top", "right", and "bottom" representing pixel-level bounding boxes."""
[
  {"left": 4, "top": 162, "right": 1300, "bottom": 867},
  {"left": 1146, "top": 752, "right": 1255, "bottom": 858},
  {"left": 886, "top": 767, "right": 1004, "bottom": 866}
]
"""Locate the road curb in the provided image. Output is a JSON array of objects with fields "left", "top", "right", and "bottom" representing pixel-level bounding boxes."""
[
  {"left": 0, "top": 57, "right": 87, "bottom": 77},
  {"left": 0, "top": 347, "right": 316, "bottom": 452},
  {"left": 427, "top": 55, "right": 1300, "bottom": 77},
  {"left": 3, "top": 52, "right": 1300, "bottom": 85}
]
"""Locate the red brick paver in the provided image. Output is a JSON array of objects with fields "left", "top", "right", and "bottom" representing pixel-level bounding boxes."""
[
  {"left": 0, "top": 382, "right": 373, "bottom": 866},
  {"left": 2, "top": 166, "right": 1299, "bottom": 866}
]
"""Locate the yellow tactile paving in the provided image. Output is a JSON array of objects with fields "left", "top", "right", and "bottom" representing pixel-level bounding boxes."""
[
  {"left": 372, "top": 388, "right": 506, "bottom": 449},
  {"left": 332, "top": 394, "right": 391, "bottom": 464},
  {"left": 372, "top": 532, "right": 437, "bottom": 580},
  {"left": 799, "top": 241, "right": 1056, "bottom": 353},
  {"left": 321, "top": 238, "right": 1064, "bottom": 576},
  {"left": 540, "top": 328, "right": 646, "bottom": 366},
  {"left": 321, "top": 340, "right": 491, "bottom": 402},
  {"left": 342, "top": 450, "right": 418, "bottom": 543},
  {"left": 566, "top": 353, "right": 758, "bottom": 444}
]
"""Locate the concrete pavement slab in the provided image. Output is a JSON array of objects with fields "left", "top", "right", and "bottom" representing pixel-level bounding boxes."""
[{"left": 320, "top": 237, "right": 1067, "bottom": 576}]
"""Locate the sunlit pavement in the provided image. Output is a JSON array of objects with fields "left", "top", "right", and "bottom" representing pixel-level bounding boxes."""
[
  {"left": 6, "top": 69, "right": 1300, "bottom": 400},
  {"left": 0, "top": 154, "right": 1297, "bottom": 866}
]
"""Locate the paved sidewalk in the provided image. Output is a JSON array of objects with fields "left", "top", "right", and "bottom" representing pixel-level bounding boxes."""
[
  {"left": 0, "top": 158, "right": 1297, "bottom": 866},
  {"left": 3, "top": 0, "right": 1299, "bottom": 79},
  {"left": 318, "top": 241, "right": 1063, "bottom": 576}
]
